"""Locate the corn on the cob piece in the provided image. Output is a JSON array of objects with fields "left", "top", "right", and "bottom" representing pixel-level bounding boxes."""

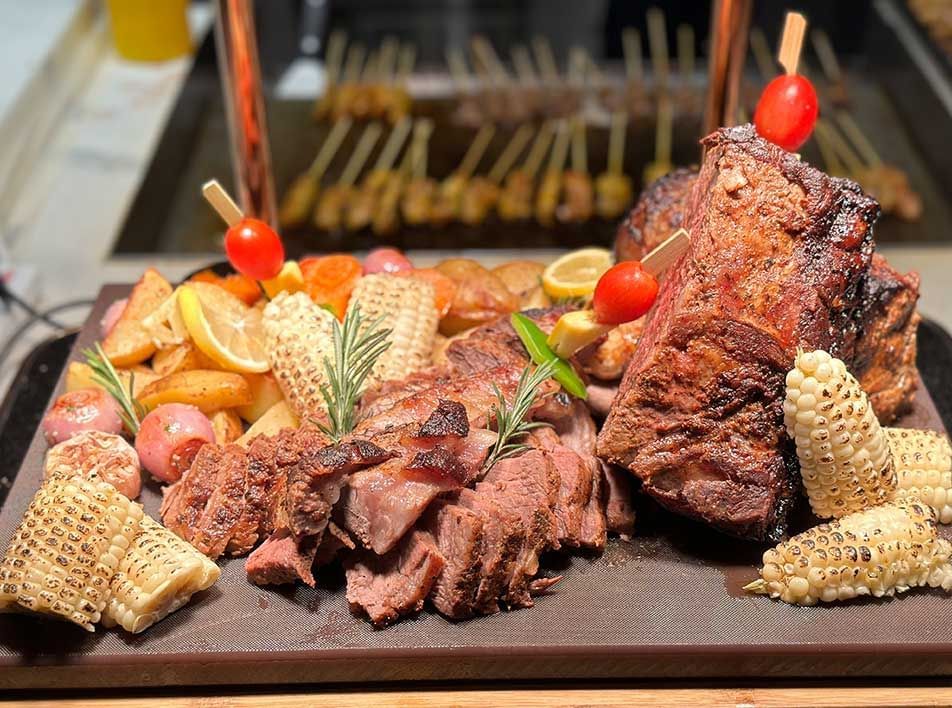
[
  {"left": 346, "top": 274, "right": 438, "bottom": 386},
  {"left": 262, "top": 291, "right": 337, "bottom": 418},
  {"left": 0, "top": 476, "right": 142, "bottom": 631},
  {"left": 886, "top": 427, "right": 952, "bottom": 524},
  {"left": 102, "top": 516, "right": 219, "bottom": 633},
  {"left": 745, "top": 500, "right": 952, "bottom": 605},
  {"left": 783, "top": 349, "right": 896, "bottom": 518}
]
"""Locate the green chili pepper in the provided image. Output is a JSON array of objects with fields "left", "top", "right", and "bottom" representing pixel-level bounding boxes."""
[{"left": 510, "top": 312, "right": 588, "bottom": 399}]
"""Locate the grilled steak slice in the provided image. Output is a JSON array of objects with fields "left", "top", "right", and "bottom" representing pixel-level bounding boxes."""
[
  {"left": 614, "top": 167, "right": 697, "bottom": 262},
  {"left": 345, "top": 530, "right": 444, "bottom": 626},
  {"left": 422, "top": 501, "right": 485, "bottom": 620},
  {"left": 579, "top": 466, "right": 607, "bottom": 551},
  {"left": 852, "top": 253, "right": 920, "bottom": 422},
  {"left": 313, "top": 521, "right": 355, "bottom": 568},
  {"left": 456, "top": 489, "right": 524, "bottom": 614},
  {"left": 246, "top": 528, "right": 319, "bottom": 587},
  {"left": 545, "top": 445, "right": 593, "bottom": 547},
  {"left": 189, "top": 444, "right": 249, "bottom": 558},
  {"left": 445, "top": 307, "right": 566, "bottom": 375},
  {"left": 227, "top": 434, "right": 281, "bottom": 555},
  {"left": 603, "top": 463, "right": 636, "bottom": 539},
  {"left": 598, "top": 125, "right": 879, "bottom": 541},
  {"left": 161, "top": 443, "right": 223, "bottom": 540}
]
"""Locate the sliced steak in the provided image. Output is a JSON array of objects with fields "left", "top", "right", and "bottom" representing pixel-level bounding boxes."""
[
  {"left": 246, "top": 528, "right": 319, "bottom": 587},
  {"left": 614, "top": 167, "right": 697, "bottom": 262},
  {"left": 545, "top": 445, "right": 593, "bottom": 547},
  {"left": 444, "top": 307, "right": 566, "bottom": 374},
  {"left": 188, "top": 444, "right": 249, "bottom": 558},
  {"left": 603, "top": 464, "right": 636, "bottom": 539},
  {"left": 422, "top": 501, "right": 485, "bottom": 620},
  {"left": 345, "top": 530, "right": 445, "bottom": 626},
  {"left": 599, "top": 125, "right": 879, "bottom": 541},
  {"left": 579, "top": 465, "right": 607, "bottom": 551},
  {"left": 161, "top": 443, "right": 223, "bottom": 540},
  {"left": 227, "top": 434, "right": 279, "bottom": 555}
]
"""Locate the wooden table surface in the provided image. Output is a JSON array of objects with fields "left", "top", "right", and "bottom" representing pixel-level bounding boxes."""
[{"left": 6, "top": 685, "right": 952, "bottom": 707}]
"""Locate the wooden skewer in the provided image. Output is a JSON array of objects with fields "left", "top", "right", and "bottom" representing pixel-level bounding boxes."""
[
  {"left": 362, "top": 49, "right": 380, "bottom": 84},
  {"left": 656, "top": 96, "right": 672, "bottom": 166},
  {"left": 570, "top": 118, "right": 587, "bottom": 173},
  {"left": 835, "top": 111, "right": 882, "bottom": 167},
  {"left": 458, "top": 124, "right": 496, "bottom": 178},
  {"left": 622, "top": 28, "right": 645, "bottom": 86},
  {"left": 647, "top": 7, "right": 670, "bottom": 93},
  {"left": 342, "top": 43, "right": 366, "bottom": 83},
  {"left": 324, "top": 30, "right": 347, "bottom": 86},
  {"left": 608, "top": 111, "right": 627, "bottom": 175},
  {"left": 812, "top": 120, "right": 846, "bottom": 176},
  {"left": 378, "top": 36, "right": 399, "bottom": 83},
  {"left": 677, "top": 24, "right": 695, "bottom": 83},
  {"left": 568, "top": 46, "right": 586, "bottom": 88},
  {"left": 511, "top": 45, "right": 538, "bottom": 85},
  {"left": 202, "top": 179, "right": 244, "bottom": 227},
  {"left": 524, "top": 122, "right": 555, "bottom": 179},
  {"left": 396, "top": 44, "right": 416, "bottom": 83},
  {"left": 339, "top": 122, "right": 383, "bottom": 188},
  {"left": 307, "top": 118, "right": 353, "bottom": 179},
  {"left": 547, "top": 120, "right": 571, "bottom": 173},
  {"left": 777, "top": 12, "right": 807, "bottom": 76},
  {"left": 488, "top": 125, "right": 533, "bottom": 183},
  {"left": 409, "top": 119, "right": 433, "bottom": 179},
  {"left": 472, "top": 36, "right": 513, "bottom": 86},
  {"left": 811, "top": 29, "right": 844, "bottom": 85},
  {"left": 642, "top": 228, "right": 689, "bottom": 277},
  {"left": 816, "top": 118, "right": 864, "bottom": 174},
  {"left": 371, "top": 117, "right": 412, "bottom": 172},
  {"left": 749, "top": 28, "right": 775, "bottom": 80},
  {"left": 532, "top": 36, "right": 560, "bottom": 85},
  {"left": 447, "top": 47, "right": 473, "bottom": 91}
]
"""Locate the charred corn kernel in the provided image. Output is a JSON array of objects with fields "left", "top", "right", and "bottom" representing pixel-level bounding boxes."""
[
  {"left": 886, "top": 427, "right": 952, "bottom": 524},
  {"left": 346, "top": 274, "right": 438, "bottom": 386},
  {"left": 745, "top": 500, "right": 952, "bottom": 605},
  {"left": 547, "top": 310, "right": 613, "bottom": 359},
  {"left": 262, "top": 291, "right": 336, "bottom": 418},
  {"left": 0, "top": 476, "right": 142, "bottom": 631},
  {"left": 103, "top": 516, "right": 219, "bottom": 634},
  {"left": 783, "top": 349, "right": 896, "bottom": 518}
]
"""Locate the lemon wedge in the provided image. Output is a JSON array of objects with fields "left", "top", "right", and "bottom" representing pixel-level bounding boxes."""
[
  {"left": 177, "top": 283, "right": 270, "bottom": 373},
  {"left": 542, "top": 248, "right": 613, "bottom": 299},
  {"left": 547, "top": 310, "right": 613, "bottom": 358},
  {"left": 262, "top": 260, "right": 305, "bottom": 299}
]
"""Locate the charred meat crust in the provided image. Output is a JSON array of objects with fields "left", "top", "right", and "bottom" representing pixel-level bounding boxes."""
[{"left": 614, "top": 167, "right": 697, "bottom": 263}]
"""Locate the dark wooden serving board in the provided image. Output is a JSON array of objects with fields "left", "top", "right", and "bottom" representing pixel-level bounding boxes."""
[{"left": 2, "top": 284, "right": 952, "bottom": 690}]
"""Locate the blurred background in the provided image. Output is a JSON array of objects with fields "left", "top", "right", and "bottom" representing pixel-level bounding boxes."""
[{"left": 1, "top": 0, "right": 952, "bottom": 397}]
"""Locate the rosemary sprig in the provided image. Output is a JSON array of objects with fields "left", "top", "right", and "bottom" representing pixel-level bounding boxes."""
[
  {"left": 481, "top": 359, "right": 558, "bottom": 473},
  {"left": 82, "top": 343, "right": 146, "bottom": 436},
  {"left": 317, "top": 303, "right": 392, "bottom": 442}
]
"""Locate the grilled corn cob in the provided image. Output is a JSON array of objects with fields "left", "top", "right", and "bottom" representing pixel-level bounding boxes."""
[
  {"left": 784, "top": 349, "right": 896, "bottom": 518},
  {"left": 262, "top": 291, "right": 336, "bottom": 418},
  {"left": 886, "top": 427, "right": 952, "bottom": 523},
  {"left": 0, "top": 476, "right": 142, "bottom": 631},
  {"left": 103, "top": 516, "right": 219, "bottom": 633},
  {"left": 745, "top": 500, "right": 952, "bottom": 605},
  {"left": 346, "top": 274, "right": 438, "bottom": 386}
]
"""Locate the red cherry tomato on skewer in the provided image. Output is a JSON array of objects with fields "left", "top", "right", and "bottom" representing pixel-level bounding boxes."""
[
  {"left": 592, "top": 261, "right": 659, "bottom": 325},
  {"left": 754, "top": 74, "right": 819, "bottom": 152},
  {"left": 224, "top": 218, "right": 285, "bottom": 280}
]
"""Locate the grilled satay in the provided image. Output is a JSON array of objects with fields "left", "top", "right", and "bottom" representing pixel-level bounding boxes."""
[
  {"left": 378, "top": 44, "right": 414, "bottom": 124},
  {"left": 622, "top": 28, "right": 649, "bottom": 117},
  {"left": 430, "top": 123, "right": 495, "bottom": 226},
  {"left": 511, "top": 44, "right": 544, "bottom": 120},
  {"left": 371, "top": 134, "right": 416, "bottom": 237},
  {"left": 401, "top": 119, "right": 436, "bottom": 225},
  {"left": 643, "top": 95, "right": 673, "bottom": 185},
  {"left": 330, "top": 42, "right": 366, "bottom": 120},
  {"left": 313, "top": 122, "right": 382, "bottom": 231},
  {"left": 498, "top": 122, "right": 553, "bottom": 221},
  {"left": 533, "top": 36, "right": 580, "bottom": 118},
  {"left": 345, "top": 117, "right": 411, "bottom": 231},
  {"left": 448, "top": 47, "right": 483, "bottom": 127},
  {"left": 313, "top": 30, "right": 347, "bottom": 120},
  {"left": 535, "top": 120, "right": 570, "bottom": 226},
  {"left": 460, "top": 124, "right": 533, "bottom": 225},
  {"left": 472, "top": 36, "right": 532, "bottom": 124},
  {"left": 676, "top": 24, "right": 701, "bottom": 114},
  {"left": 556, "top": 118, "right": 593, "bottom": 223},
  {"left": 647, "top": 7, "right": 671, "bottom": 99},
  {"left": 595, "top": 111, "right": 633, "bottom": 219},
  {"left": 363, "top": 36, "right": 399, "bottom": 119},
  {"left": 278, "top": 118, "right": 352, "bottom": 229}
]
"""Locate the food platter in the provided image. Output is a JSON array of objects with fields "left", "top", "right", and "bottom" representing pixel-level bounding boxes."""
[{"left": 1, "top": 284, "right": 952, "bottom": 691}]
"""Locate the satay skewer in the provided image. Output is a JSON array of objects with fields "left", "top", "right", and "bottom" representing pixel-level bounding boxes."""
[
  {"left": 313, "top": 29, "right": 347, "bottom": 119},
  {"left": 535, "top": 119, "right": 570, "bottom": 226},
  {"left": 345, "top": 117, "right": 412, "bottom": 231},
  {"left": 558, "top": 118, "right": 594, "bottom": 223},
  {"left": 331, "top": 42, "right": 366, "bottom": 120},
  {"left": 643, "top": 95, "right": 673, "bottom": 184},
  {"left": 458, "top": 124, "right": 534, "bottom": 225},
  {"left": 350, "top": 49, "right": 380, "bottom": 119},
  {"left": 278, "top": 117, "right": 352, "bottom": 228},
  {"left": 381, "top": 43, "right": 415, "bottom": 124},
  {"left": 313, "top": 121, "right": 382, "bottom": 231},
  {"left": 677, "top": 24, "right": 697, "bottom": 112},
  {"left": 499, "top": 122, "right": 554, "bottom": 221},
  {"left": 647, "top": 6, "right": 671, "bottom": 97},
  {"left": 473, "top": 35, "right": 530, "bottom": 123},
  {"left": 401, "top": 119, "right": 437, "bottom": 225},
  {"left": 512, "top": 44, "right": 543, "bottom": 117},
  {"left": 622, "top": 27, "right": 647, "bottom": 116},
  {"left": 430, "top": 123, "right": 496, "bottom": 225},
  {"left": 371, "top": 122, "right": 418, "bottom": 236},
  {"left": 595, "top": 111, "right": 634, "bottom": 219},
  {"left": 532, "top": 36, "right": 580, "bottom": 118}
]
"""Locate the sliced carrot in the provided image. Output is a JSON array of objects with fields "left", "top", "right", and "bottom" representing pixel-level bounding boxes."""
[
  {"left": 300, "top": 254, "right": 363, "bottom": 319},
  {"left": 399, "top": 268, "right": 458, "bottom": 319},
  {"left": 189, "top": 270, "right": 261, "bottom": 306}
]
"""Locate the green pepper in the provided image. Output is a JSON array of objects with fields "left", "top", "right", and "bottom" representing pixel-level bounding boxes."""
[{"left": 510, "top": 312, "right": 588, "bottom": 399}]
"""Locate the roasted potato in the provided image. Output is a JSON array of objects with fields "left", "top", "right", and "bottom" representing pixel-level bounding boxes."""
[
  {"left": 209, "top": 409, "right": 244, "bottom": 445},
  {"left": 491, "top": 261, "right": 552, "bottom": 310},
  {"left": 237, "top": 401, "right": 299, "bottom": 446},
  {"left": 138, "top": 370, "right": 252, "bottom": 413},
  {"left": 435, "top": 258, "right": 518, "bottom": 336},
  {"left": 66, "top": 362, "right": 160, "bottom": 398},
  {"left": 102, "top": 268, "right": 173, "bottom": 367},
  {"left": 152, "top": 342, "right": 218, "bottom": 377},
  {"left": 236, "top": 372, "right": 285, "bottom": 424}
]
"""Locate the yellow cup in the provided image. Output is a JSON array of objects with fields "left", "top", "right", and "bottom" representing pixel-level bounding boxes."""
[{"left": 106, "top": 0, "right": 192, "bottom": 62}]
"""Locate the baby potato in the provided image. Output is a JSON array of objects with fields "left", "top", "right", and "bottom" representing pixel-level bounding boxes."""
[
  {"left": 435, "top": 258, "right": 518, "bottom": 336},
  {"left": 237, "top": 401, "right": 299, "bottom": 446},
  {"left": 102, "top": 268, "right": 173, "bottom": 367},
  {"left": 138, "top": 370, "right": 252, "bottom": 413},
  {"left": 152, "top": 342, "right": 218, "bottom": 377},
  {"left": 236, "top": 372, "right": 285, "bottom": 423},
  {"left": 209, "top": 409, "right": 245, "bottom": 445},
  {"left": 492, "top": 260, "right": 552, "bottom": 310},
  {"left": 66, "top": 362, "right": 159, "bottom": 398}
]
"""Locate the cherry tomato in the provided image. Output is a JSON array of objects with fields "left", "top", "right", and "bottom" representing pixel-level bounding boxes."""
[
  {"left": 224, "top": 218, "right": 285, "bottom": 280},
  {"left": 592, "top": 261, "right": 659, "bottom": 325},
  {"left": 754, "top": 74, "right": 819, "bottom": 152},
  {"left": 363, "top": 247, "right": 414, "bottom": 275}
]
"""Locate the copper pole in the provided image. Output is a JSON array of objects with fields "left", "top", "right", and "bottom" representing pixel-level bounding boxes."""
[
  {"left": 213, "top": 0, "right": 277, "bottom": 226},
  {"left": 703, "top": 0, "right": 753, "bottom": 137}
]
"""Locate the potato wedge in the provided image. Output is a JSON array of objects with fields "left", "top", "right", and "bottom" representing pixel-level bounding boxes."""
[
  {"left": 102, "top": 268, "right": 173, "bottom": 367},
  {"left": 237, "top": 401, "right": 299, "bottom": 446},
  {"left": 138, "top": 370, "right": 252, "bottom": 413},
  {"left": 236, "top": 372, "right": 285, "bottom": 423},
  {"left": 152, "top": 342, "right": 218, "bottom": 377},
  {"left": 66, "top": 362, "right": 159, "bottom": 398},
  {"left": 210, "top": 409, "right": 244, "bottom": 445}
]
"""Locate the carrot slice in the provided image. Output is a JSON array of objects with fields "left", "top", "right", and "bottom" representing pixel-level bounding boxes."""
[
  {"left": 300, "top": 254, "right": 363, "bottom": 318},
  {"left": 399, "top": 268, "right": 458, "bottom": 319},
  {"left": 189, "top": 270, "right": 261, "bottom": 306}
]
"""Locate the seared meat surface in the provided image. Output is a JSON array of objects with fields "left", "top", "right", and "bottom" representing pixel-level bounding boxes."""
[{"left": 614, "top": 167, "right": 697, "bottom": 263}]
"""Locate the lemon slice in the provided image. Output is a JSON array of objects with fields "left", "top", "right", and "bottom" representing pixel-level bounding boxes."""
[
  {"left": 178, "top": 283, "right": 270, "bottom": 373},
  {"left": 542, "top": 248, "right": 613, "bottom": 299}
]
